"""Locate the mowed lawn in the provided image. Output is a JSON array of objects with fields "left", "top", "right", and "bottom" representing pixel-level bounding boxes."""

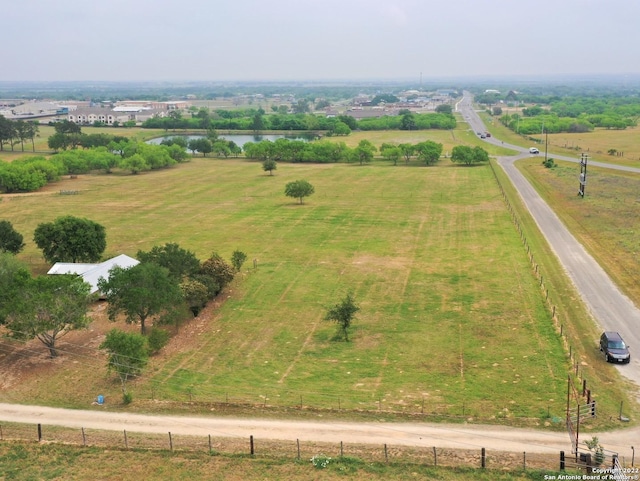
[{"left": 1, "top": 157, "right": 567, "bottom": 419}]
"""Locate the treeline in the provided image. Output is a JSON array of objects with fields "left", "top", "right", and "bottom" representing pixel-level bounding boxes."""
[
  {"left": 0, "top": 139, "right": 188, "bottom": 192},
  {"left": 0, "top": 115, "right": 40, "bottom": 152},
  {"left": 142, "top": 109, "right": 456, "bottom": 133},
  {"left": 478, "top": 90, "right": 639, "bottom": 133},
  {"left": 142, "top": 110, "right": 342, "bottom": 132},
  {"left": 357, "top": 112, "right": 456, "bottom": 131}
]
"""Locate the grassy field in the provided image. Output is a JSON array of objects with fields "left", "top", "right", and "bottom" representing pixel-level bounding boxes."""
[
  {"left": 1, "top": 121, "right": 638, "bottom": 426},
  {"left": 0, "top": 154, "right": 580, "bottom": 422}
]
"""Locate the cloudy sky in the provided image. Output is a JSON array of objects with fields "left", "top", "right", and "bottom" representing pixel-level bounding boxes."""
[{"left": 2, "top": 0, "right": 639, "bottom": 82}]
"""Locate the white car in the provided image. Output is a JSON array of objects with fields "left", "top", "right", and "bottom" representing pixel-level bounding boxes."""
[{"left": 529, "top": 147, "right": 539, "bottom": 154}]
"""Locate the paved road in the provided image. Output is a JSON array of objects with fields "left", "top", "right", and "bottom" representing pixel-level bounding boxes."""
[{"left": 457, "top": 92, "right": 640, "bottom": 391}]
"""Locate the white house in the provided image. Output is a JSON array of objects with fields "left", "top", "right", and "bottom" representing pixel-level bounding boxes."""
[{"left": 47, "top": 254, "right": 139, "bottom": 296}]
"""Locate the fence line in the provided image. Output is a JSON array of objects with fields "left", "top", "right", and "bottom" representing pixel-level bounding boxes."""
[
  {"left": 3, "top": 421, "right": 628, "bottom": 473},
  {"left": 487, "top": 161, "right": 599, "bottom": 421}
]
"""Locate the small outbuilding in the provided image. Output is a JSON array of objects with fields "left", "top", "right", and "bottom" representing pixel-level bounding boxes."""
[{"left": 47, "top": 254, "right": 139, "bottom": 296}]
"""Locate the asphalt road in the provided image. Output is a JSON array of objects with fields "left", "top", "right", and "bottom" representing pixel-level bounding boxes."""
[{"left": 457, "top": 91, "right": 640, "bottom": 392}]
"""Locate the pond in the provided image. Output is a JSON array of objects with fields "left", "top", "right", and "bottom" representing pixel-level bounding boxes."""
[{"left": 147, "top": 133, "right": 315, "bottom": 148}]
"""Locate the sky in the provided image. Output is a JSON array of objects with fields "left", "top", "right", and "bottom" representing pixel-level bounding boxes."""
[{"left": 2, "top": 0, "right": 640, "bottom": 82}]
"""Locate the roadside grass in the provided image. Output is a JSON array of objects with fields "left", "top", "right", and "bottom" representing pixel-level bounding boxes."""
[
  {"left": 0, "top": 440, "right": 561, "bottom": 481},
  {"left": 0, "top": 156, "right": 585, "bottom": 424}
]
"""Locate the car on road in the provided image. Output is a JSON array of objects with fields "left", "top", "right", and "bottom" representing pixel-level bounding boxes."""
[
  {"left": 529, "top": 147, "right": 539, "bottom": 154},
  {"left": 480, "top": 134, "right": 486, "bottom": 139},
  {"left": 599, "top": 331, "right": 630, "bottom": 363}
]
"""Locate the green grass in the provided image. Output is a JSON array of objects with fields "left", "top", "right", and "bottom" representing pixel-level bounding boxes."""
[
  {"left": 2, "top": 157, "right": 574, "bottom": 421},
  {"left": 0, "top": 440, "right": 563, "bottom": 481},
  {"left": 1, "top": 122, "right": 637, "bottom": 427}
]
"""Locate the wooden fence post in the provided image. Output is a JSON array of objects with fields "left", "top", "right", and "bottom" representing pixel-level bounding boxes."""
[
  {"left": 37, "top": 424, "right": 42, "bottom": 442},
  {"left": 433, "top": 447, "right": 437, "bottom": 466},
  {"left": 384, "top": 444, "right": 388, "bottom": 463},
  {"left": 481, "top": 447, "right": 486, "bottom": 468},
  {"left": 250, "top": 435, "right": 254, "bottom": 456},
  {"left": 82, "top": 427, "right": 86, "bottom": 446},
  {"left": 169, "top": 432, "right": 173, "bottom": 451},
  {"left": 340, "top": 441, "right": 343, "bottom": 457},
  {"left": 124, "top": 430, "right": 128, "bottom": 449},
  {"left": 208, "top": 434, "right": 212, "bottom": 454},
  {"left": 560, "top": 450, "right": 565, "bottom": 470},
  {"left": 296, "top": 439, "right": 300, "bottom": 460}
]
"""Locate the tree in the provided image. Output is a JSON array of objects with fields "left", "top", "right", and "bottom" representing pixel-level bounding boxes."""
[
  {"left": 120, "top": 153, "right": 148, "bottom": 174},
  {"left": 0, "top": 253, "right": 31, "bottom": 325},
  {"left": 199, "top": 252, "right": 235, "bottom": 295},
  {"left": 5, "top": 274, "right": 91, "bottom": 357},
  {"left": 450, "top": 145, "right": 489, "bottom": 166},
  {"left": 398, "top": 143, "right": 415, "bottom": 165},
  {"left": 352, "top": 140, "right": 377, "bottom": 165},
  {"left": 98, "top": 262, "right": 184, "bottom": 335},
  {"left": 435, "top": 104, "right": 453, "bottom": 114},
  {"left": 136, "top": 243, "right": 201, "bottom": 281},
  {"left": 400, "top": 112, "right": 417, "bottom": 130},
  {"left": 180, "top": 278, "right": 209, "bottom": 316},
  {"left": 34, "top": 215, "right": 106, "bottom": 263},
  {"left": 324, "top": 292, "right": 359, "bottom": 342},
  {"left": 231, "top": 250, "right": 247, "bottom": 271},
  {"left": 262, "top": 159, "right": 277, "bottom": 175},
  {"left": 187, "top": 138, "right": 212, "bottom": 157},
  {"left": 285, "top": 179, "right": 315, "bottom": 204},
  {"left": 414, "top": 140, "right": 443, "bottom": 165},
  {"left": 251, "top": 113, "right": 265, "bottom": 132},
  {"left": 99, "top": 329, "right": 149, "bottom": 396},
  {"left": 380, "top": 143, "right": 400, "bottom": 166},
  {"left": 330, "top": 121, "right": 351, "bottom": 136},
  {"left": 0, "top": 220, "right": 25, "bottom": 254}
]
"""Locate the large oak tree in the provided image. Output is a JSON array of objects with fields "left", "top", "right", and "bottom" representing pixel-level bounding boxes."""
[{"left": 34, "top": 215, "right": 106, "bottom": 263}]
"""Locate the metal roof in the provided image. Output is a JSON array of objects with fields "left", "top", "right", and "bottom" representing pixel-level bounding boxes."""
[{"left": 47, "top": 254, "right": 139, "bottom": 295}]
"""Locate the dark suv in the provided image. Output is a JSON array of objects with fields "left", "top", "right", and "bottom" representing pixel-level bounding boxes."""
[{"left": 599, "top": 332, "right": 630, "bottom": 363}]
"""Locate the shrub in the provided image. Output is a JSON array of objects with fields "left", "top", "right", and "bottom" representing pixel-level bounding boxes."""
[
  {"left": 147, "top": 328, "right": 170, "bottom": 355},
  {"left": 231, "top": 250, "right": 247, "bottom": 272}
]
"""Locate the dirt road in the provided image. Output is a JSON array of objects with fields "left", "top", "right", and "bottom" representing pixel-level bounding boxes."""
[{"left": 0, "top": 402, "right": 637, "bottom": 460}]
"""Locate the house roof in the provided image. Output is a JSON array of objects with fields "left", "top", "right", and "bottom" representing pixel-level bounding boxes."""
[{"left": 47, "top": 254, "right": 140, "bottom": 295}]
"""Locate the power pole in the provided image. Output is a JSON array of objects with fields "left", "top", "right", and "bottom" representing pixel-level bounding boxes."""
[{"left": 578, "top": 153, "right": 588, "bottom": 197}]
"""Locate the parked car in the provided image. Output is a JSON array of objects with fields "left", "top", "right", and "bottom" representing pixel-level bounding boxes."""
[
  {"left": 599, "top": 331, "right": 630, "bottom": 363},
  {"left": 529, "top": 147, "right": 539, "bottom": 154}
]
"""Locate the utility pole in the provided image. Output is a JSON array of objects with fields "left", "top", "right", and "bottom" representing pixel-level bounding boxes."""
[
  {"left": 578, "top": 153, "right": 588, "bottom": 197},
  {"left": 544, "top": 128, "right": 548, "bottom": 164}
]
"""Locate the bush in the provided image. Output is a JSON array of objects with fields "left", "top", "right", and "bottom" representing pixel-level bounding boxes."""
[
  {"left": 231, "top": 250, "right": 247, "bottom": 272},
  {"left": 147, "top": 328, "right": 170, "bottom": 355},
  {"left": 122, "top": 392, "right": 133, "bottom": 405}
]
